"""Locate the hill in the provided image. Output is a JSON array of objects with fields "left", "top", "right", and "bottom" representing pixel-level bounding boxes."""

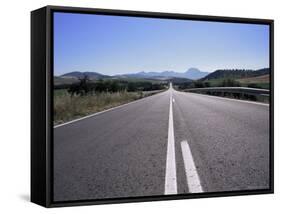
[
  {"left": 61, "top": 71, "right": 110, "bottom": 79},
  {"left": 201, "top": 68, "right": 269, "bottom": 81}
]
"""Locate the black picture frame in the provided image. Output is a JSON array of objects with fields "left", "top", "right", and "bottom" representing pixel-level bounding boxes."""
[{"left": 31, "top": 5, "right": 274, "bottom": 208}]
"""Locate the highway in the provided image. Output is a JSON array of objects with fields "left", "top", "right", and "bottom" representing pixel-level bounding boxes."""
[{"left": 53, "top": 84, "right": 270, "bottom": 201}]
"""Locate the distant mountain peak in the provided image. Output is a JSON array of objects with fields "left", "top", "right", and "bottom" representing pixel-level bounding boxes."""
[
  {"left": 184, "top": 68, "right": 209, "bottom": 79},
  {"left": 186, "top": 67, "right": 200, "bottom": 72}
]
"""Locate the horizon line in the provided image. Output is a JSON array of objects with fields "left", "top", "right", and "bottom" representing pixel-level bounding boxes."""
[{"left": 55, "top": 67, "right": 270, "bottom": 77}]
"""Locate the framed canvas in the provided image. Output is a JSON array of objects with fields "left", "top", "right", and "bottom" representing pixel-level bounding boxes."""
[{"left": 31, "top": 5, "right": 274, "bottom": 207}]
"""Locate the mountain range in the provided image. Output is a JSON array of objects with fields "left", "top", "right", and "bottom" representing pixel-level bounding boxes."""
[
  {"left": 59, "top": 68, "right": 209, "bottom": 80},
  {"left": 118, "top": 68, "right": 209, "bottom": 80}
]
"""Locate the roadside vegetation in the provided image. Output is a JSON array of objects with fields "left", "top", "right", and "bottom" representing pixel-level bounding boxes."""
[{"left": 54, "top": 76, "right": 167, "bottom": 125}]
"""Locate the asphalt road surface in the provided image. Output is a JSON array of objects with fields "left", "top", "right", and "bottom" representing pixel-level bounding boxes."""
[{"left": 54, "top": 85, "right": 270, "bottom": 202}]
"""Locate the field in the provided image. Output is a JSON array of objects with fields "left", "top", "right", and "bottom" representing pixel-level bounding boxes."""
[
  {"left": 237, "top": 74, "right": 269, "bottom": 89},
  {"left": 54, "top": 89, "right": 162, "bottom": 125}
]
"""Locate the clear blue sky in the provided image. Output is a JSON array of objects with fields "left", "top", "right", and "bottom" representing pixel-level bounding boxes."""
[{"left": 54, "top": 12, "right": 269, "bottom": 76}]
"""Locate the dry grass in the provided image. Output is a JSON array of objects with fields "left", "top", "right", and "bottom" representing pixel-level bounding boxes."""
[
  {"left": 236, "top": 74, "right": 270, "bottom": 89},
  {"left": 237, "top": 74, "right": 269, "bottom": 83},
  {"left": 54, "top": 90, "right": 157, "bottom": 125}
]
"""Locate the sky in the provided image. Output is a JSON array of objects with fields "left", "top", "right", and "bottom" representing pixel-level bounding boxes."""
[{"left": 54, "top": 12, "right": 270, "bottom": 76}]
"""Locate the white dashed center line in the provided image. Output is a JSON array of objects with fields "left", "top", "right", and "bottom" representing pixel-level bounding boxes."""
[{"left": 181, "top": 140, "right": 203, "bottom": 193}]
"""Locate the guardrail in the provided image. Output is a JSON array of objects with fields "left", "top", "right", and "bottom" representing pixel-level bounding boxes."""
[{"left": 183, "top": 87, "right": 270, "bottom": 97}]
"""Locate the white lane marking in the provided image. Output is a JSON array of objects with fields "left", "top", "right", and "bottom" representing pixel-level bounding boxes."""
[
  {"left": 181, "top": 140, "right": 203, "bottom": 193},
  {"left": 173, "top": 98, "right": 175, "bottom": 103},
  {"left": 165, "top": 93, "right": 177, "bottom": 194},
  {"left": 54, "top": 90, "right": 167, "bottom": 129},
  {"left": 180, "top": 91, "right": 269, "bottom": 106}
]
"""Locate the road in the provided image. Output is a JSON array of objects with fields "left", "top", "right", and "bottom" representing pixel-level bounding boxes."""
[{"left": 53, "top": 85, "right": 270, "bottom": 202}]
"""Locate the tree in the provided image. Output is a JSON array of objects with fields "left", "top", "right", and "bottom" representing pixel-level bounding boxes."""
[{"left": 67, "top": 75, "right": 92, "bottom": 96}]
